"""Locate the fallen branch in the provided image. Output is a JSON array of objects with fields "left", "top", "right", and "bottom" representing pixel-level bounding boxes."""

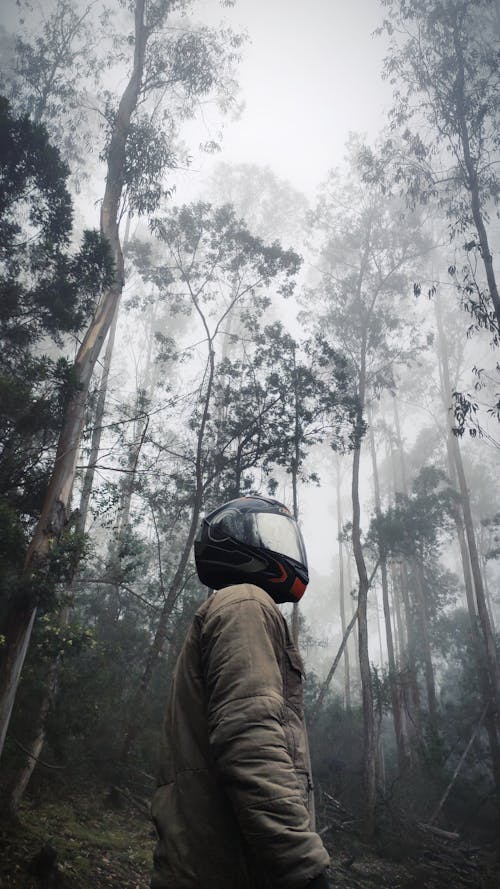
[
  {"left": 309, "top": 607, "right": 359, "bottom": 726},
  {"left": 418, "top": 823, "right": 460, "bottom": 841},
  {"left": 429, "top": 700, "right": 490, "bottom": 825}
]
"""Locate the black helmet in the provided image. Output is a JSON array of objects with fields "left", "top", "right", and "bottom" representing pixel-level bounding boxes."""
[{"left": 194, "top": 495, "right": 309, "bottom": 604}]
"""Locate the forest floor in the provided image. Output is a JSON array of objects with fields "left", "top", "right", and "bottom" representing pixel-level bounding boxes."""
[
  {"left": 0, "top": 792, "right": 154, "bottom": 888},
  {"left": 0, "top": 790, "right": 499, "bottom": 889}
]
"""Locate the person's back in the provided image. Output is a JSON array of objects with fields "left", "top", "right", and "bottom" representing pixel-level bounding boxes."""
[{"left": 151, "top": 497, "right": 330, "bottom": 889}]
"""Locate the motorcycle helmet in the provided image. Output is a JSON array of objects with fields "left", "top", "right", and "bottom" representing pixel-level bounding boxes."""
[{"left": 194, "top": 495, "right": 309, "bottom": 604}]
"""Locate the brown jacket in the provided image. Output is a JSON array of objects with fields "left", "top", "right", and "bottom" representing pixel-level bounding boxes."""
[{"left": 151, "top": 583, "right": 329, "bottom": 889}]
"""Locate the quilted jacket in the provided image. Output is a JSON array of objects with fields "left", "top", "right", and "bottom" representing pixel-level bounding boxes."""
[{"left": 150, "top": 582, "right": 330, "bottom": 889}]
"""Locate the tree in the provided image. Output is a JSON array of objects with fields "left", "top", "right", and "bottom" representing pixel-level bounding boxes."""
[
  {"left": 362, "top": 0, "right": 500, "bottom": 434},
  {"left": 0, "top": 97, "right": 112, "bottom": 760},
  {"left": 376, "top": 0, "right": 500, "bottom": 332}
]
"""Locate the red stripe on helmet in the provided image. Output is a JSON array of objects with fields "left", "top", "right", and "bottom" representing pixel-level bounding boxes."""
[{"left": 291, "top": 578, "right": 306, "bottom": 600}]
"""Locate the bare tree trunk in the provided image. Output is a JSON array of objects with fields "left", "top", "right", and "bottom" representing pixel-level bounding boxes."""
[
  {"left": 351, "top": 337, "right": 376, "bottom": 838},
  {"left": 389, "top": 414, "right": 423, "bottom": 750},
  {"left": 386, "top": 433, "right": 405, "bottom": 664},
  {"left": 390, "top": 564, "right": 404, "bottom": 664},
  {"left": 346, "top": 544, "right": 360, "bottom": 694},
  {"left": 118, "top": 516, "right": 199, "bottom": 764},
  {"left": 291, "top": 345, "right": 300, "bottom": 646},
  {"left": 310, "top": 609, "right": 359, "bottom": 727},
  {"left": 336, "top": 458, "right": 351, "bottom": 710},
  {"left": 79, "top": 308, "right": 120, "bottom": 528},
  {"left": 429, "top": 702, "right": 489, "bottom": 825},
  {"left": 0, "top": 0, "right": 149, "bottom": 763},
  {"left": 392, "top": 395, "right": 408, "bottom": 494},
  {"left": 368, "top": 406, "right": 411, "bottom": 771},
  {"left": 79, "top": 213, "right": 132, "bottom": 532},
  {"left": 414, "top": 559, "right": 438, "bottom": 729},
  {"left": 374, "top": 587, "right": 384, "bottom": 666},
  {"left": 479, "top": 538, "right": 496, "bottom": 631}
]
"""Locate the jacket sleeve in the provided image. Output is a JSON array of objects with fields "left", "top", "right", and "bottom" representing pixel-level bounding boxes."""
[{"left": 201, "top": 595, "right": 330, "bottom": 889}]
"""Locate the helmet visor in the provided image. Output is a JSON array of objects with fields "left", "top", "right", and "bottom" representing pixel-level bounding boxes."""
[{"left": 208, "top": 507, "right": 307, "bottom": 566}]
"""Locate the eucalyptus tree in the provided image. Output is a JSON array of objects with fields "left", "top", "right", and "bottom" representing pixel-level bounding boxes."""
[
  {"left": 374, "top": 0, "right": 500, "bottom": 333},
  {"left": 362, "top": 0, "right": 500, "bottom": 434},
  {"left": 309, "top": 141, "right": 427, "bottom": 835},
  {"left": 0, "top": 0, "right": 102, "bottom": 172},
  {"left": 0, "top": 0, "right": 245, "bottom": 762},
  {"left": 0, "top": 98, "right": 113, "bottom": 761}
]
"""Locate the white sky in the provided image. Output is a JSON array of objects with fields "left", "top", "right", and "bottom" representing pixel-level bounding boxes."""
[{"left": 177, "top": 0, "right": 392, "bottom": 200}]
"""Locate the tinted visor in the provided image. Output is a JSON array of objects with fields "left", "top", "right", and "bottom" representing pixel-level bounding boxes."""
[{"left": 208, "top": 507, "right": 307, "bottom": 567}]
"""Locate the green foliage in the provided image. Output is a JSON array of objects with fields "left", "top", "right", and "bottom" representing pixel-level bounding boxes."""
[
  {"left": 151, "top": 202, "right": 302, "bottom": 304},
  {"left": 369, "top": 466, "right": 457, "bottom": 560},
  {"left": 0, "top": 98, "right": 112, "bottom": 627},
  {"left": 374, "top": 0, "right": 499, "bottom": 221},
  {"left": 0, "top": 0, "right": 101, "bottom": 170}
]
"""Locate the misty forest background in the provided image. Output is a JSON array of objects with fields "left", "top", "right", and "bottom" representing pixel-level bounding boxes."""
[{"left": 0, "top": 0, "right": 500, "bottom": 886}]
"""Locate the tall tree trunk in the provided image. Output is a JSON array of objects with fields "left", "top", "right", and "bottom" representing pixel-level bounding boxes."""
[
  {"left": 392, "top": 395, "right": 408, "bottom": 493},
  {"left": 368, "top": 405, "right": 410, "bottom": 771},
  {"left": 346, "top": 541, "right": 360, "bottom": 694},
  {"left": 79, "top": 213, "right": 132, "bottom": 532},
  {"left": 413, "top": 558, "right": 438, "bottom": 729},
  {"left": 336, "top": 458, "right": 351, "bottom": 710},
  {"left": 78, "top": 307, "right": 120, "bottom": 528},
  {"left": 351, "top": 336, "right": 376, "bottom": 837},
  {"left": 435, "top": 291, "right": 500, "bottom": 792},
  {"left": 291, "top": 345, "right": 300, "bottom": 646},
  {"left": 310, "top": 609, "right": 359, "bottom": 726},
  {"left": 389, "top": 412, "right": 423, "bottom": 750},
  {"left": 479, "top": 535, "right": 496, "bottom": 631},
  {"left": 389, "top": 563, "right": 404, "bottom": 664},
  {"left": 0, "top": 0, "right": 149, "bottom": 763}
]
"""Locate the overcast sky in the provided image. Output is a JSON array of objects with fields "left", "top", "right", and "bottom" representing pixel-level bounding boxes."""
[{"left": 179, "top": 0, "right": 392, "bottom": 200}]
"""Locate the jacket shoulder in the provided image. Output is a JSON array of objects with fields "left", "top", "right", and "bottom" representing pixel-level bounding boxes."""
[{"left": 206, "top": 583, "right": 280, "bottom": 618}]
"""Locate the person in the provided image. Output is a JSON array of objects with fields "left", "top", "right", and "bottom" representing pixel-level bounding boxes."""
[{"left": 151, "top": 495, "right": 330, "bottom": 889}]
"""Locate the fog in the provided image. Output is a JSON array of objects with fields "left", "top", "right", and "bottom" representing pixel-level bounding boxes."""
[{"left": 0, "top": 0, "right": 499, "bottom": 884}]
